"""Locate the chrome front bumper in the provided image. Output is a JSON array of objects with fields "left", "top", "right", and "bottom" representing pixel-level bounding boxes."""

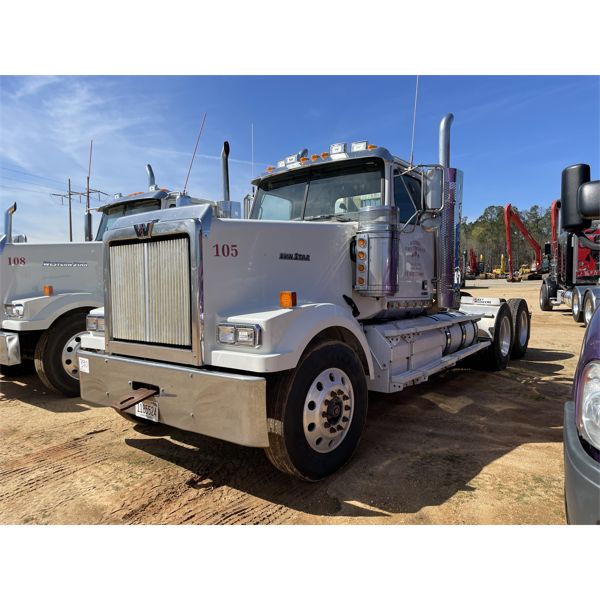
[
  {"left": 77, "top": 350, "right": 268, "bottom": 447},
  {"left": 563, "top": 401, "right": 600, "bottom": 525},
  {"left": 0, "top": 330, "right": 21, "bottom": 365}
]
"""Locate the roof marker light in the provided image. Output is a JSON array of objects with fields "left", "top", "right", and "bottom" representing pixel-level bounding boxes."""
[
  {"left": 321, "top": 152, "right": 329, "bottom": 159},
  {"left": 266, "top": 166, "right": 274, "bottom": 173},
  {"left": 311, "top": 154, "right": 319, "bottom": 161},
  {"left": 277, "top": 160, "right": 285, "bottom": 168},
  {"left": 330, "top": 143, "right": 346, "bottom": 155},
  {"left": 351, "top": 141, "right": 368, "bottom": 152},
  {"left": 367, "top": 144, "right": 378, "bottom": 150}
]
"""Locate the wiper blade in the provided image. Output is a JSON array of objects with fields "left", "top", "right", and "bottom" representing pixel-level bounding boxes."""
[{"left": 303, "top": 214, "right": 353, "bottom": 222}]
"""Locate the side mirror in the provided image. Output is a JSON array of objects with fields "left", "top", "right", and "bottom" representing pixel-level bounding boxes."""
[
  {"left": 217, "top": 200, "right": 241, "bottom": 219},
  {"left": 578, "top": 180, "right": 600, "bottom": 220},
  {"left": 423, "top": 167, "right": 443, "bottom": 211},
  {"left": 84, "top": 211, "right": 93, "bottom": 241}
]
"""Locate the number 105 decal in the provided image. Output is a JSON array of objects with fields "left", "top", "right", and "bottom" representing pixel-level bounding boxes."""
[{"left": 212, "top": 244, "right": 239, "bottom": 257}]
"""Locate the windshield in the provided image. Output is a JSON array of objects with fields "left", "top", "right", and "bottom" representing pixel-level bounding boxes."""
[
  {"left": 95, "top": 199, "right": 161, "bottom": 240},
  {"left": 251, "top": 159, "right": 383, "bottom": 221}
]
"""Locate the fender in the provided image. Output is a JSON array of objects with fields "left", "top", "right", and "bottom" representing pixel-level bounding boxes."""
[
  {"left": 209, "top": 302, "right": 374, "bottom": 378},
  {"left": 2, "top": 292, "right": 102, "bottom": 331}
]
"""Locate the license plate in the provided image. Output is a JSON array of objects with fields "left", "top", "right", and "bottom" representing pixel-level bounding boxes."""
[{"left": 134, "top": 397, "right": 159, "bottom": 422}]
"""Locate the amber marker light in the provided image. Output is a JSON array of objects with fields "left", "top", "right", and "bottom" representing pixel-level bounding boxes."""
[
  {"left": 43, "top": 285, "right": 54, "bottom": 296},
  {"left": 357, "top": 277, "right": 365, "bottom": 285},
  {"left": 367, "top": 144, "right": 377, "bottom": 150},
  {"left": 266, "top": 166, "right": 274, "bottom": 173},
  {"left": 357, "top": 238, "right": 366, "bottom": 248},
  {"left": 280, "top": 290, "right": 297, "bottom": 309},
  {"left": 321, "top": 152, "right": 329, "bottom": 159},
  {"left": 358, "top": 264, "right": 365, "bottom": 272},
  {"left": 311, "top": 154, "right": 319, "bottom": 161},
  {"left": 357, "top": 251, "right": 366, "bottom": 260},
  {"left": 300, "top": 156, "right": 309, "bottom": 163}
]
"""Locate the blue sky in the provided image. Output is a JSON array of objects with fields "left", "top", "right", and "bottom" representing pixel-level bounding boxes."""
[{"left": 0, "top": 75, "right": 598, "bottom": 242}]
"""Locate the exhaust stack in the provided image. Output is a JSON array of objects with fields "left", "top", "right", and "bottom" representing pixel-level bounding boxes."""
[
  {"left": 438, "top": 113, "right": 454, "bottom": 167},
  {"left": 436, "top": 113, "right": 461, "bottom": 310},
  {"left": 146, "top": 164, "right": 158, "bottom": 191},
  {"left": 222, "top": 141, "right": 230, "bottom": 204},
  {"left": 4, "top": 202, "right": 17, "bottom": 243}
]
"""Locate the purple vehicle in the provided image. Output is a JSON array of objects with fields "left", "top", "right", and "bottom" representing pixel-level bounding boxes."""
[{"left": 564, "top": 298, "right": 600, "bottom": 524}]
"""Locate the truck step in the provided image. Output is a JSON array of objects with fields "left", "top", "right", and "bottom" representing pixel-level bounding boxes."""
[{"left": 389, "top": 340, "right": 490, "bottom": 390}]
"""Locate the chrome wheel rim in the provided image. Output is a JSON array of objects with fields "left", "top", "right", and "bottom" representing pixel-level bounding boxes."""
[
  {"left": 518, "top": 310, "right": 529, "bottom": 346},
  {"left": 61, "top": 331, "right": 85, "bottom": 380},
  {"left": 584, "top": 297, "right": 594, "bottom": 325},
  {"left": 572, "top": 293, "right": 579, "bottom": 318},
  {"left": 499, "top": 315, "right": 511, "bottom": 357},
  {"left": 303, "top": 367, "right": 354, "bottom": 454}
]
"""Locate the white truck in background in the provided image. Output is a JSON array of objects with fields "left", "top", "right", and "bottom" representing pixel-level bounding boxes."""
[
  {"left": 1, "top": 165, "right": 235, "bottom": 395},
  {"left": 78, "top": 114, "right": 532, "bottom": 480}
]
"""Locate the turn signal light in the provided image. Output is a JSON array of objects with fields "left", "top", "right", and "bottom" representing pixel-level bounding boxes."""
[
  {"left": 44, "top": 285, "right": 54, "bottom": 296},
  {"left": 280, "top": 290, "right": 297, "bottom": 309}
]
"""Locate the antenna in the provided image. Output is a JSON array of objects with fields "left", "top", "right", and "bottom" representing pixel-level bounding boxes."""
[
  {"left": 183, "top": 112, "right": 207, "bottom": 195},
  {"left": 251, "top": 122, "right": 254, "bottom": 180},
  {"left": 409, "top": 75, "right": 419, "bottom": 167}
]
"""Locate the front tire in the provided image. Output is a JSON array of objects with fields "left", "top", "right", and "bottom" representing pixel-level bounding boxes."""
[
  {"left": 539, "top": 280, "right": 553, "bottom": 311},
  {"left": 507, "top": 298, "right": 530, "bottom": 359},
  {"left": 34, "top": 312, "right": 87, "bottom": 396},
  {"left": 264, "top": 340, "right": 368, "bottom": 481}
]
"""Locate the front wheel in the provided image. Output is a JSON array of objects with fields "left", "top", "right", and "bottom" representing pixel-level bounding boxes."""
[
  {"left": 264, "top": 340, "right": 368, "bottom": 481},
  {"left": 539, "top": 280, "right": 553, "bottom": 311},
  {"left": 34, "top": 312, "right": 87, "bottom": 396}
]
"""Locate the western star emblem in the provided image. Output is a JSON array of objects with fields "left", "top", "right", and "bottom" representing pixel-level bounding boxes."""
[
  {"left": 279, "top": 252, "right": 311, "bottom": 261},
  {"left": 134, "top": 220, "right": 158, "bottom": 238}
]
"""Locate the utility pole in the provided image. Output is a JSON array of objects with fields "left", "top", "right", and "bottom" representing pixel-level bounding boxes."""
[{"left": 68, "top": 178, "right": 73, "bottom": 242}]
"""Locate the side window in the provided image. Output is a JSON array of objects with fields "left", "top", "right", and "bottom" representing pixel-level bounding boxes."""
[
  {"left": 257, "top": 194, "right": 292, "bottom": 220},
  {"left": 394, "top": 174, "right": 420, "bottom": 222}
]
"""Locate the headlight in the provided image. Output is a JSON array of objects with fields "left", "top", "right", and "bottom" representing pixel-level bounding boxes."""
[
  {"left": 577, "top": 361, "right": 600, "bottom": 448},
  {"left": 217, "top": 323, "right": 261, "bottom": 347},
  {"left": 86, "top": 315, "right": 105, "bottom": 333},
  {"left": 217, "top": 324, "right": 236, "bottom": 344},
  {"left": 4, "top": 303, "right": 24, "bottom": 318}
]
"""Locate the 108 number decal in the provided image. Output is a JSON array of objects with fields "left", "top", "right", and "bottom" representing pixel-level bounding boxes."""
[{"left": 213, "top": 244, "right": 238, "bottom": 257}]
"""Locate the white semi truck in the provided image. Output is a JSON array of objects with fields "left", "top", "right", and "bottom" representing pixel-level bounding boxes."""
[
  {"left": 0, "top": 165, "right": 231, "bottom": 395},
  {"left": 78, "top": 114, "right": 531, "bottom": 480}
]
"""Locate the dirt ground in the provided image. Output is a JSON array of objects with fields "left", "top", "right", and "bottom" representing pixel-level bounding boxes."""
[{"left": 0, "top": 280, "right": 585, "bottom": 524}]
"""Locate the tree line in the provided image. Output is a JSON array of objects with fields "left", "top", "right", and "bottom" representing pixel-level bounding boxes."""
[{"left": 460, "top": 204, "right": 552, "bottom": 272}]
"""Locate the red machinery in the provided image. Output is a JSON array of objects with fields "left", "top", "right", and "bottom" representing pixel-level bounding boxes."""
[{"left": 504, "top": 204, "right": 544, "bottom": 281}]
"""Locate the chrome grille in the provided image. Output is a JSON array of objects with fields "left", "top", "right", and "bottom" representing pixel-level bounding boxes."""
[{"left": 109, "top": 236, "right": 191, "bottom": 346}]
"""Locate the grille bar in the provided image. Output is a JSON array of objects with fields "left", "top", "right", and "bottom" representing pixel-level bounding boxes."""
[{"left": 110, "top": 236, "right": 191, "bottom": 347}]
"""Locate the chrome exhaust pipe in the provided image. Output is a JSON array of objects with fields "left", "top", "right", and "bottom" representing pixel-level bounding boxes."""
[
  {"left": 439, "top": 113, "right": 454, "bottom": 168},
  {"left": 4, "top": 202, "right": 16, "bottom": 243},
  {"left": 222, "top": 141, "right": 230, "bottom": 204},
  {"left": 146, "top": 164, "right": 158, "bottom": 191}
]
